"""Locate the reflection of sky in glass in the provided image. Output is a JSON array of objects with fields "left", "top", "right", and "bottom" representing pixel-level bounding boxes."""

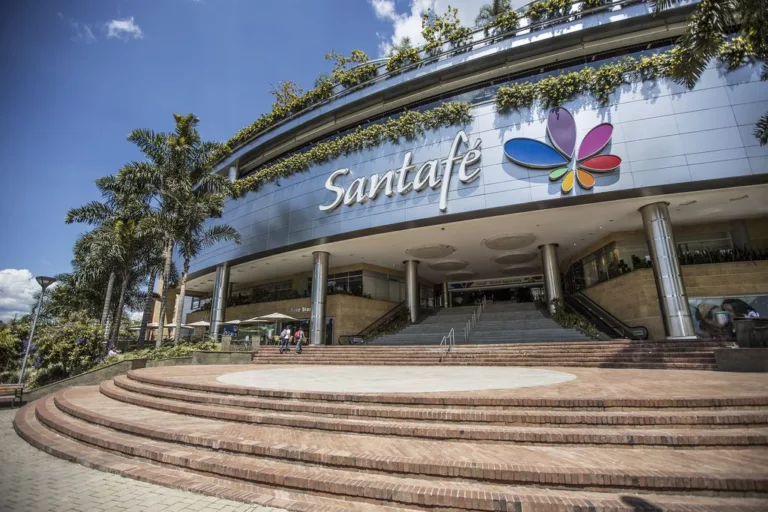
[{"left": 242, "top": 44, "right": 675, "bottom": 179}]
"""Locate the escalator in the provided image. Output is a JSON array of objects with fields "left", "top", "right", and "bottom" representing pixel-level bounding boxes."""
[{"left": 564, "top": 292, "right": 648, "bottom": 340}]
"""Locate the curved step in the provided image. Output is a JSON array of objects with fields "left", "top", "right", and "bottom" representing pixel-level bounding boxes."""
[
  {"left": 127, "top": 368, "right": 768, "bottom": 409},
  {"left": 13, "top": 399, "right": 410, "bottom": 512},
  {"left": 102, "top": 380, "right": 768, "bottom": 446},
  {"left": 112, "top": 375, "right": 768, "bottom": 427},
  {"left": 45, "top": 387, "right": 768, "bottom": 498}
]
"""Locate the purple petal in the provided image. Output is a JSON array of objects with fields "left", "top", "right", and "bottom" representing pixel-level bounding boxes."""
[
  {"left": 578, "top": 123, "right": 614, "bottom": 160},
  {"left": 547, "top": 108, "right": 576, "bottom": 158}
]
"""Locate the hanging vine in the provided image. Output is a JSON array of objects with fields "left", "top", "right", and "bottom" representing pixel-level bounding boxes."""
[
  {"left": 495, "top": 43, "right": 758, "bottom": 113},
  {"left": 232, "top": 102, "right": 473, "bottom": 197}
]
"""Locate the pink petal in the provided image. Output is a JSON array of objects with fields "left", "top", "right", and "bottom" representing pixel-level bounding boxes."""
[{"left": 578, "top": 123, "right": 614, "bottom": 160}]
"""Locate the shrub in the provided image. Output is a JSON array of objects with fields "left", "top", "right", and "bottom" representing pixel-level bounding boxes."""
[{"left": 25, "top": 313, "right": 104, "bottom": 387}]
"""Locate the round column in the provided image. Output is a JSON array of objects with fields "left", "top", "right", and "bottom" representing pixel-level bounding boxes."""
[
  {"left": 539, "top": 244, "right": 563, "bottom": 315},
  {"left": 310, "top": 251, "right": 330, "bottom": 345},
  {"left": 404, "top": 260, "right": 420, "bottom": 323},
  {"left": 442, "top": 281, "right": 449, "bottom": 309},
  {"left": 209, "top": 263, "right": 230, "bottom": 340},
  {"left": 639, "top": 202, "right": 696, "bottom": 339}
]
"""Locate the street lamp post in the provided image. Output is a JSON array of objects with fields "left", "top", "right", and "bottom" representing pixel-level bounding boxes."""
[{"left": 18, "top": 276, "right": 56, "bottom": 386}]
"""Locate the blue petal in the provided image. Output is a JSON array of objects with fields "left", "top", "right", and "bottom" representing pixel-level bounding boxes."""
[{"left": 504, "top": 138, "right": 569, "bottom": 169}]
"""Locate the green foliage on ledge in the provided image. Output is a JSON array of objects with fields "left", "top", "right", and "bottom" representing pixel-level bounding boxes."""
[
  {"left": 386, "top": 38, "right": 422, "bottom": 73},
  {"left": 551, "top": 302, "right": 600, "bottom": 338},
  {"left": 421, "top": 6, "right": 472, "bottom": 55},
  {"left": 526, "top": 0, "right": 571, "bottom": 25},
  {"left": 232, "top": 102, "right": 473, "bottom": 197},
  {"left": 483, "top": 10, "right": 520, "bottom": 36},
  {"left": 495, "top": 43, "right": 758, "bottom": 112}
]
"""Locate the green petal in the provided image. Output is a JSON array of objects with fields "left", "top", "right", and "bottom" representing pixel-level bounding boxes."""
[{"left": 549, "top": 167, "right": 568, "bottom": 181}]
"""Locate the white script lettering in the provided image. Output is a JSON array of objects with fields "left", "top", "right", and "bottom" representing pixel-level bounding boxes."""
[{"left": 319, "top": 131, "right": 481, "bottom": 213}]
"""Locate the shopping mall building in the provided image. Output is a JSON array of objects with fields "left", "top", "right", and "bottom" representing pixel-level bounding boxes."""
[{"left": 171, "top": 0, "right": 767, "bottom": 345}]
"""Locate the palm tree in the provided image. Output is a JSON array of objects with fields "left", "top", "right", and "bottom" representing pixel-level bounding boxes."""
[
  {"left": 66, "top": 174, "right": 152, "bottom": 346},
  {"left": 654, "top": 0, "right": 767, "bottom": 144},
  {"left": 173, "top": 223, "right": 240, "bottom": 344},
  {"left": 475, "top": 0, "right": 511, "bottom": 26},
  {"left": 121, "top": 114, "right": 236, "bottom": 348}
]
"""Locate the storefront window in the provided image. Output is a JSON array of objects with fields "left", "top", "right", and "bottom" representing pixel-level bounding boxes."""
[{"left": 566, "top": 229, "right": 743, "bottom": 292}]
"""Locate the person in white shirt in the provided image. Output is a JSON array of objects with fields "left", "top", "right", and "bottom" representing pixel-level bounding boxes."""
[{"left": 279, "top": 327, "right": 291, "bottom": 354}]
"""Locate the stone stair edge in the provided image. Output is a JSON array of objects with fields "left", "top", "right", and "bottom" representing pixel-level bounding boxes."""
[
  {"left": 111, "top": 375, "right": 768, "bottom": 427},
  {"left": 47, "top": 388, "right": 768, "bottom": 493},
  {"left": 125, "top": 370, "right": 768, "bottom": 408}
]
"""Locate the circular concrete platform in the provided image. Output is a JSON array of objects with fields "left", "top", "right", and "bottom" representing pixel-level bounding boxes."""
[{"left": 216, "top": 366, "right": 576, "bottom": 393}]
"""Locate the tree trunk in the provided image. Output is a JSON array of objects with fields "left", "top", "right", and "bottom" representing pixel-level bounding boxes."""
[
  {"left": 173, "top": 258, "right": 191, "bottom": 345},
  {"left": 155, "top": 240, "right": 173, "bottom": 348},
  {"left": 101, "top": 272, "right": 116, "bottom": 332},
  {"left": 110, "top": 272, "right": 129, "bottom": 349},
  {"left": 138, "top": 272, "right": 156, "bottom": 348}
]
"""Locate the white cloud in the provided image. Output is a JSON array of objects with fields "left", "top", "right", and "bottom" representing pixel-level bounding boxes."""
[
  {"left": 369, "top": 0, "right": 527, "bottom": 56},
  {"left": 106, "top": 17, "right": 143, "bottom": 40},
  {"left": 0, "top": 269, "right": 38, "bottom": 321},
  {"left": 58, "top": 12, "right": 97, "bottom": 43}
]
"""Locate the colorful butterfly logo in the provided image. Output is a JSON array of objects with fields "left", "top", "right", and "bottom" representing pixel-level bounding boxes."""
[{"left": 503, "top": 108, "right": 621, "bottom": 193}]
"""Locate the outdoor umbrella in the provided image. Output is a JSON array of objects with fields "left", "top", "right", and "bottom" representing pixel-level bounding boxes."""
[
  {"left": 186, "top": 320, "right": 211, "bottom": 327},
  {"left": 255, "top": 313, "right": 298, "bottom": 342}
]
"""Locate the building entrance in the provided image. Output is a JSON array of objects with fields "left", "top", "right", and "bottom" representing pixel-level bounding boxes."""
[{"left": 447, "top": 276, "right": 546, "bottom": 307}]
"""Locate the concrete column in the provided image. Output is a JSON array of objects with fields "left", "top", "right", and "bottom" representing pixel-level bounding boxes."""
[
  {"left": 209, "top": 263, "right": 230, "bottom": 339},
  {"left": 310, "top": 251, "right": 330, "bottom": 345},
  {"left": 442, "top": 282, "right": 449, "bottom": 308},
  {"left": 639, "top": 202, "right": 696, "bottom": 339},
  {"left": 539, "top": 244, "right": 563, "bottom": 315},
  {"left": 228, "top": 165, "right": 238, "bottom": 183},
  {"left": 404, "top": 260, "right": 420, "bottom": 323}
]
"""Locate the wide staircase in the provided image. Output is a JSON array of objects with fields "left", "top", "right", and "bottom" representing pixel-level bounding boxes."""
[
  {"left": 469, "top": 301, "right": 591, "bottom": 343},
  {"left": 372, "top": 301, "right": 591, "bottom": 345},
  {"left": 15, "top": 365, "right": 768, "bottom": 511},
  {"left": 252, "top": 339, "right": 732, "bottom": 369}
]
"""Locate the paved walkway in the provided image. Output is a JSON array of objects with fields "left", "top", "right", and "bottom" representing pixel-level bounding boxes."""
[{"left": 0, "top": 408, "right": 283, "bottom": 512}]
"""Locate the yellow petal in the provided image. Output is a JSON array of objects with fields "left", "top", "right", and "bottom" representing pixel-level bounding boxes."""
[{"left": 561, "top": 170, "right": 575, "bottom": 193}]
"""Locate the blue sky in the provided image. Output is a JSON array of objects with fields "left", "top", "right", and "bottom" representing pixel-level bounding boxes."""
[{"left": 0, "top": 0, "right": 499, "bottom": 319}]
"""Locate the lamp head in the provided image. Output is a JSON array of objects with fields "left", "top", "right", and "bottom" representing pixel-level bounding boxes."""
[{"left": 36, "top": 276, "right": 56, "bottom": 290}]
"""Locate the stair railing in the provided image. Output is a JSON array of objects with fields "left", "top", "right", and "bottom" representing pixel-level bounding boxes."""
[
  {"left": 463, "top": 299, "right": 486, "bottom": 343},
  {"left": 440, "top": 327, "right": 455, "bottom": 353}
]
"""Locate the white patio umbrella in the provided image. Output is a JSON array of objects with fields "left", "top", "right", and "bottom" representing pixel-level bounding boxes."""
[
  {"left": 255, "top": 313, "right": 299, "bottom": 342},
  {"left": 224, "top": 319, "right": 268, "bottom": 325},
  {"left": 186, "top": 320, "right": 211, "bottom": 327},
  {"left": 257, "top": 313, "right": 298, "bottom": 321}
]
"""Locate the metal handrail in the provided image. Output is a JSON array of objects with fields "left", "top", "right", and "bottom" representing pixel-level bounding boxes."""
[{"left": 440, "top": 327, "right": 455, "bottom": 353}]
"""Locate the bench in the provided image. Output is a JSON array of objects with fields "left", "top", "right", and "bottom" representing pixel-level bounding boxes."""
[{"left": 0, "top": 384, "right": 24, "bottom": 407}]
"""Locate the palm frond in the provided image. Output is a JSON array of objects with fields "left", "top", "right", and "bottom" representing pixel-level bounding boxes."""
[{"left": 65, "top": 201, "right": 114, "bottom": 225}]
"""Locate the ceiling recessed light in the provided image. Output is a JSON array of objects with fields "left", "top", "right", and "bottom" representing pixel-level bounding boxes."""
[{"left": 729, "top": 195, "right": 749, "bottom": 202}]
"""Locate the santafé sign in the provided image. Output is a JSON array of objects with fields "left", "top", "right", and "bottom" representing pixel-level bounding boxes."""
[{"left": 319, "top": 131, "right": 482, "bottom": 213}]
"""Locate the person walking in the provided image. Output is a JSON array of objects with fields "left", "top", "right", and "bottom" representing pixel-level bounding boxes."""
[
  {"left": 279, "top": 326, "right": 291, "bottom": 354},
  {"left": 294, "top": 327, "right": 304, "bottom": 354}
]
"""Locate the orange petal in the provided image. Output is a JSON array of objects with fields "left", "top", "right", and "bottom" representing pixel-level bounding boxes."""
[
  {"left": 561, "top": 170, "right": 575, "bottom": 193},
  {"left": 577, "top": 169, "right": 595, "bottom": 189}
]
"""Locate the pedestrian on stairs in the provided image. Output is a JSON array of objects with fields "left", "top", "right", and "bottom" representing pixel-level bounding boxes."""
[
  {"left": 295, "top": 327, "right": 304, "bottom": 354},
  {"left": 279, "top": 326, "right": 291, "bottom": 354}
]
